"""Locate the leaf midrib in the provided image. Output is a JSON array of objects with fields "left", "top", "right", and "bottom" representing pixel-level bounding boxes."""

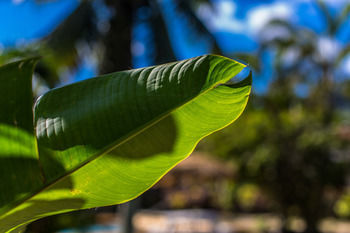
[{"left": 1, "top": 56, "right": 245, "bottom": 219}]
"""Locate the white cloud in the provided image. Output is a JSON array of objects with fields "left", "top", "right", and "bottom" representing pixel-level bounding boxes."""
[
  {"left": 12, "top": 0, "right": 25, "bottom": 5},
  {"left": 247, "top": 2, "right": 292, "bottom": 34},
  {"left": 197, "top": 1, "right": 293, "bottom": 36},
  {"left": 218, "top": 1, "right": 236, "bottom": 16},
  {"left": 317, "top": 36, "right": 341, "bottom": 62},
  {"left": 197, "top": 0, "right": 245, "bottom": 33}
]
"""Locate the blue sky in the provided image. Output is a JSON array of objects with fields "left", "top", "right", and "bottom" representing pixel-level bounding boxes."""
[
  {"left": 0, "top": 0, "right": 78, "bottom": 46},
  {"left": 158, "top": 0, "right": 350, "bottom": 92},
  {"left": 0, "top": 0, "right": 349, "bottom": 93}
]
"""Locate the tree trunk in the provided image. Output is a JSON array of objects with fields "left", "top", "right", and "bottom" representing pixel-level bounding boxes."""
[{"left": 99, "top": 0, "right": 134, "bottom": 74}]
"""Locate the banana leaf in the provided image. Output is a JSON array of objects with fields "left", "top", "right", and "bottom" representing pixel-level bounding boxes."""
[{"left": 0, "top": 54, "right": 251, "bottom": 232}]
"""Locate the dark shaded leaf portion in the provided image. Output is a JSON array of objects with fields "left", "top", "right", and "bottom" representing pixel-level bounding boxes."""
[
  {"left": 0, "top": 55, "right": 251, "bottom": 233},
  {"left": 34, "top": 55, "right": 243, "bottom": 182},
  {"left": 0, "top": 58, "right": 44, "bottom": 213},
  {"left": 0, "top": 59, "right": 37, "bottom": 132}
]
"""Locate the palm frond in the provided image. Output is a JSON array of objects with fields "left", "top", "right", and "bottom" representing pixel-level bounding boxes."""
[
  {"left": 150, "top": 1, "right": 177, "bottom": 64},
  {"left": 316, "top": 0, "right": 337, "bottom": 35},
  {"left": 335, "top": 43, "right": 350, "bottom": 67},
  {"left": 174, "top": 0, "right": 222, "bottom": 54}
]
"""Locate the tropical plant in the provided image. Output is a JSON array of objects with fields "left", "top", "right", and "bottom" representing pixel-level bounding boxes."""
[{"left": 0, "top": 54, "right": 251, "bottom": 233}]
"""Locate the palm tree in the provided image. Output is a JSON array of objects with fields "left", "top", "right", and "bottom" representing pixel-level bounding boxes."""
[
  {"left": 200, "top": 1, "right": 350, "bottom": 233},
  {"left": 44, "top": 0, "right": 221, "bottom": 73},
  {"left": 1, "top": 0, "right": 220, "bottom": 92}
]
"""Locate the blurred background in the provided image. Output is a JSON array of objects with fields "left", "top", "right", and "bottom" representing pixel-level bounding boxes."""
[{"left": 1, "top": 0, "right": 350, "bottom": 232}]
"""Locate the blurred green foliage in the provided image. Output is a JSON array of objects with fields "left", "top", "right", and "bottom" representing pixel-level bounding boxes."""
[
  {"left": 334, "top": 189, "right": 350, "bottom": 218},
  {"left": 199, "top": 2, "right": 350, "bottom": 233}
]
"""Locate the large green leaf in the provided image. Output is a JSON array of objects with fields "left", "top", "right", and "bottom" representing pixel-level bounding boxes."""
[{"left": 0, "top": 54, "right": 251, "bottom": 232}]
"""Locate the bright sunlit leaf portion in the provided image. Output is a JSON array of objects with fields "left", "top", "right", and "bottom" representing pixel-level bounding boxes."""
[{"left": 0, "top": 55, "right": 251, "bottom": 233}]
